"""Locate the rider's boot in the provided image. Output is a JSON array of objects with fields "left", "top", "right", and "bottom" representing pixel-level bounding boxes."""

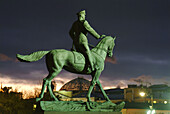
[{"left": 86, "top": 51, "right": 95, "bottom": 71}]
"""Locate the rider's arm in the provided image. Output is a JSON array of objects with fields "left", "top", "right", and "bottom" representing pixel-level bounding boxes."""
[
  {"left": 84, "top": 20, "right": 101, "bottom": 39},
  {"left": 69, "top": 22, "right": 76, "bottom": 39},
  {"left": 69, "top": 27, "right": 74, "bottom": 39},
  {"left": 71, "top": 43, "right": 75, "bottom": 51},
  {"left": 69, "top": 23, "right": 76, "bottom": 51}
]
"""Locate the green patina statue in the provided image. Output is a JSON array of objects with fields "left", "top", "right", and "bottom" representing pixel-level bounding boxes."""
[{"left": 16, "top": 10, "right": 125, "bottom": 112}]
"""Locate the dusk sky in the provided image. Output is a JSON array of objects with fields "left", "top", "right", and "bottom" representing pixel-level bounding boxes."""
[{"left": 0, "top": 0, "right": 169, "bottom": 95}]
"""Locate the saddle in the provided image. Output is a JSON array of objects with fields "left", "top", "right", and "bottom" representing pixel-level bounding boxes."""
[{"left": 72, "top": 51, "right": 85, "bottom": 64}]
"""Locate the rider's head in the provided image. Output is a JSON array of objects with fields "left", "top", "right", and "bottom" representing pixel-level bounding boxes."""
[{"left": 77, "top": 10, "right": 86, "bottom": 22}]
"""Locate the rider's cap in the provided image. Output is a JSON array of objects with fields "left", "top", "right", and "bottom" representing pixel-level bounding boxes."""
[{"left": 77, "top": 10, "right": 86, "bottom": 16}]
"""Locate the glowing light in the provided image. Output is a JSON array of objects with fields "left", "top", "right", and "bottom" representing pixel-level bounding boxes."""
[
  {"left": 139, "top": 92, "right": 145, "bottom": 97},
  {"left": 152, "top": 110, "right": 155, "bottom": 114},
  {"left": 147, "top": 110, "right": 151, "bottom": 114},
  {"left": 33, "top": 104, "right": 37, "bottom": 110},
  {"left": 147, "top": 110, "right": 155, "bottom": 114},
  {"left": 153, "top": 101, "right": 156, "bottom": 103},
  {"left": 164, "top": 101, "right": 167, "bottom": 104},
  {"left": 103, "top": 86, "right": 116, "bottom": 90},
  {"left": 55, "top": 83, "right": 64, "bottom": 91}
]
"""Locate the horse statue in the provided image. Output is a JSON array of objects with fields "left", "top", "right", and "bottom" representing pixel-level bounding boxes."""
[{"left": 16, "top": 36, "right": 116, "bottom": 103}]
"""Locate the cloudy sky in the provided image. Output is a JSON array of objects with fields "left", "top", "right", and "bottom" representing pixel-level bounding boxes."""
[{"left": 0, "top": 0, "right": 169, "bottom": 94}]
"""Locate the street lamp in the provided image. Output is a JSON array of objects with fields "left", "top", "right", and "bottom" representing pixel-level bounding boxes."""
[
  {"left": 139, "top": 90, "right": 155, "bottom": 114},
  {"left": 147, "top": 109, "right": 155, "bottom": 114},
  {"left": 164, "top": 101, "right": 168, "bottom": 104},
  {"left": 139, "top": 92, "right": 145, "bottom": 97},
  {"left": 33, "top": 104, "right": 37, "bottom": 110}
]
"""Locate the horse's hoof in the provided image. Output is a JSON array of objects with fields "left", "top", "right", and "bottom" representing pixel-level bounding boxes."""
[
  {"left": 105, "top": 100, "right": 116, "bottom": 106},
  {"left": 106, "top": 100, "right": 112, "bottom": 103},
  {"left": 86, "top": 97, "right": 91, "bottom": 102},
  {"left": 54, "top": 97, "right": 59, "bottom": 101},
  {"left": 36, "top": 97, "right": 42, "bottom": 102},
  {"left": 86, "top": 102, "right": 92, "bottom": 111}
]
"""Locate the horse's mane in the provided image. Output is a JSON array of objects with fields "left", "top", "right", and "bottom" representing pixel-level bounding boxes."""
[{"left": 91, "top": 36, "right": 114, "bottom": 52}]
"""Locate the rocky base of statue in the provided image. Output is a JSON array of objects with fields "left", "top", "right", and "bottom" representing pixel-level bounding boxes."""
[{"left": 40, "top": 101, "right": 125, "bottom": 112}]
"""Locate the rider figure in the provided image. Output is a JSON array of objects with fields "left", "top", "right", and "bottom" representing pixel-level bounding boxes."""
[{"left": 69, "top": 10, "right": 105, "bottom": 71}]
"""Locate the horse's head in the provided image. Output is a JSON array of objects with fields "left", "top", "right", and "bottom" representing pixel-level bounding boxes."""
[
  {"left": 106, "top": 36, "right": 116, "bottom": 57},
  {"left": 92, "top": 36, "right": 116, "bottom": 58}
]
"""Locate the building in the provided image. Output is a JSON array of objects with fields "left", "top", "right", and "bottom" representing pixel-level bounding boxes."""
[
  {"left": 54, "top": 77, "right": 99, "bottom": 101},
  {"left": 54, "top": 77, "right": 125, "bottom": 102},
  {"left": 60, "top": 76, "right": 100, "bottom": 92},
  {"left": 123, "top": 84, "right": 170, "bottom": 114},
  {"left": 52, "top": 77, "right": 170, "bottom": 113},
  {"left": 124, "top": 84, "right": 170, "bottom": 104},
  {"left": 149, "top": 84, "right": 170, "bottom": 104},
  {"left": 0, "top": 83, "right": 22, "bottom": 99},
  {"left": 124, "top": 84, "right": 151, "bottom": 102}
]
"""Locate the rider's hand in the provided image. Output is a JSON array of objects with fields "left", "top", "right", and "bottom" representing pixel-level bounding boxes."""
[{"left": 100, "top": 35, "right": 106, "bottom": 39}]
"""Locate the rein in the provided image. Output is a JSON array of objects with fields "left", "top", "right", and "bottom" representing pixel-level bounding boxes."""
[
  {"left": 91, "top": 46, "right": 109, "bottom": 61},
  {"left": 89, "top": 43, "right": 108, "bottom": 53},
  {"left": 95, "top": 46, "right": 108, "bottom": 53}
]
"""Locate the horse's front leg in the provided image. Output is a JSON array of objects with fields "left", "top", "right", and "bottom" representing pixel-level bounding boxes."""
[
  {"left": 96, "top": 79, "right": 111, "bottom": 102},
  {"left": 87, "top": 70, "right": 101, "bottom": 102}
]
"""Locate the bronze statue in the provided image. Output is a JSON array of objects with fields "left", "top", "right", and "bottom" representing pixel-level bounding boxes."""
[
  {"left": 16, "top": 10, "right": 125, "bottom": 112},
  {"left": 17, "top": 36, "right": 116, "bottom": 102}
]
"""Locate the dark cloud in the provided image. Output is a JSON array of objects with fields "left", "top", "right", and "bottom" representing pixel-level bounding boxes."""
[
  {"left": 105, "top": 56, "right": 117, "bottom": 64},
  {"left": 129, "top": 75, "right": 170, "bottom": 86},
  {"left": 0, "top": 53, "right": 14, "bottom": 62},
  {"left": 130, "top": 75, "right": 153, "bottom": 85}
]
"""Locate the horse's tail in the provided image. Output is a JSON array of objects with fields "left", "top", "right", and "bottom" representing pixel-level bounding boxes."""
[{"left": 16, "top": 50, "right": 50, "bottom": 62}]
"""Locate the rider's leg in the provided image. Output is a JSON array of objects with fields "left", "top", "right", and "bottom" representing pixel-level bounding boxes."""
[{"left": 82, "top": 42, "right": 94, "bottom": 71}]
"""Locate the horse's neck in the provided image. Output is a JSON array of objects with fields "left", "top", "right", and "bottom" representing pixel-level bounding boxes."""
[{"left": 91, "top": 46, "right": 107, "bottom": 61}]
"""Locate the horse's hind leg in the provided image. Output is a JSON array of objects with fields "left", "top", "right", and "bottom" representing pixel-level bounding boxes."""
[
  {"left": 36, "top": 76, "right": 49, "bottom": 102},
  {"left": 46, "top": 70, "right": 62, "bottom": 101},
  {"left": 36, "top": 70, "right": 61, "bottom": 102},
  {"left": 47, "top": 80, "right": 58, "bottom": 100}
]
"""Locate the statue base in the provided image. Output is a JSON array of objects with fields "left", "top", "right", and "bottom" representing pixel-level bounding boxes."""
[
  {"left": 38, "top": 101, "right": 125, "bottom": 113},
  {"left": 44, "top": 111, "right": 122, "bottom": 114}
]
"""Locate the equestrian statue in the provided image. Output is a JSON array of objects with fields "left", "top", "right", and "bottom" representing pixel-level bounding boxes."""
[{"left": 16, "top": 10, "right": 125, "bottom": 112}]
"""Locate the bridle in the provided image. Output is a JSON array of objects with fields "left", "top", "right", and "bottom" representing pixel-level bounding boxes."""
[
  {"left": 91, "top": 44, "right": 113, "bottom": 61},
  {"left": 89, "top": 43, "right": 111, "bottom": 54}
]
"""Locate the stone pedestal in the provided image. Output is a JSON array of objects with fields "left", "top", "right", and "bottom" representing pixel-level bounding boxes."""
[
  {"left": 44, "top": 111, "right": 122, "bottom": 114},
  {"left": 35, "top": 101, "right": 125, "bottom": 114}
]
